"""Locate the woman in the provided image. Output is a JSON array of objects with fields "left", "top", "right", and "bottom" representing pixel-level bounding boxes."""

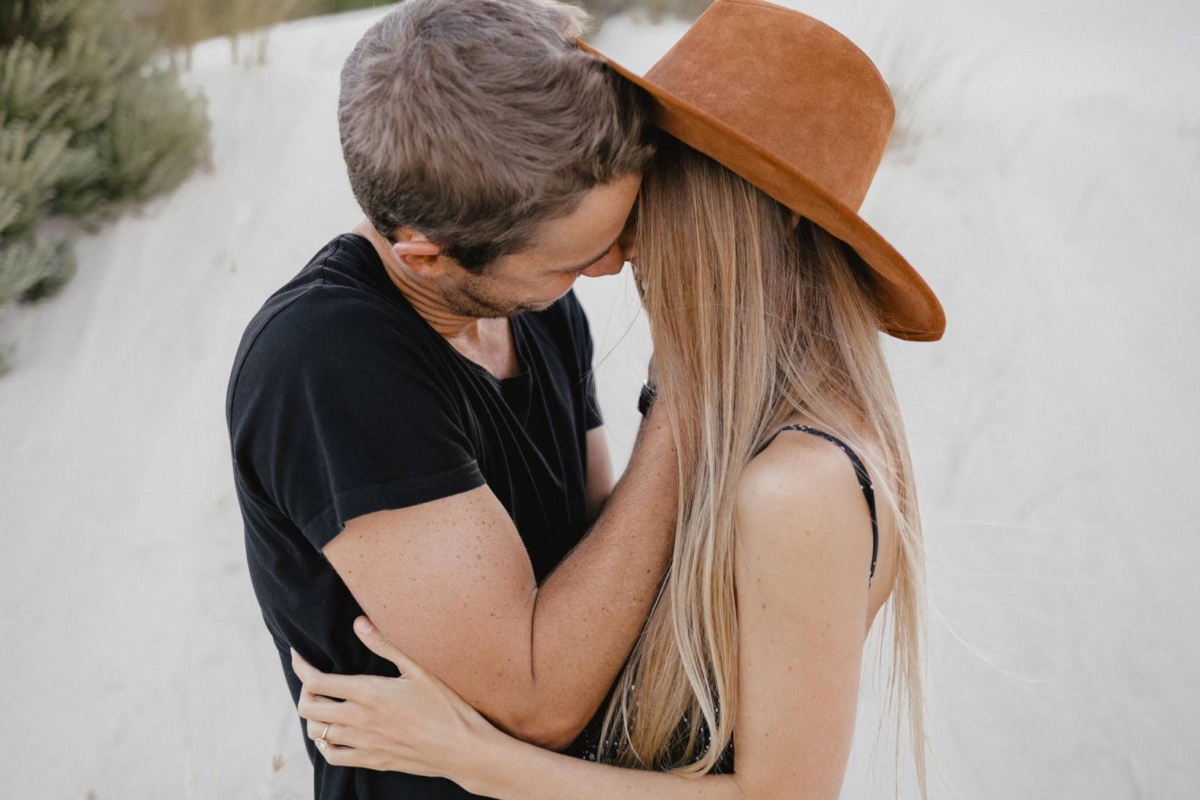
[{"left": 291, "top": 2, "right": 945, "bottom": 797}]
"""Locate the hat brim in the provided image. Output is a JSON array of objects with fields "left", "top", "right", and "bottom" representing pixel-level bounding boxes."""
[{"left": 578, "top": 39, "right": 945, "bottom": 342}]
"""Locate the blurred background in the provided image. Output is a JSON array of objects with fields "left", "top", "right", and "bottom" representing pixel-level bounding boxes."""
[{"left": 1, "top": 0, "right": 1197, "bottom": 797}]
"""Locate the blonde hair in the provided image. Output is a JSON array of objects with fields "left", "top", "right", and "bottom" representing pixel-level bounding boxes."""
[{"left": 597, "top": 136, "right": 931, "bottom": 797}]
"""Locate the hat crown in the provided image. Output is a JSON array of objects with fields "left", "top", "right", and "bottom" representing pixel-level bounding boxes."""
[{"left": 645, "top": 0, "right": 894, "bottom": 212}]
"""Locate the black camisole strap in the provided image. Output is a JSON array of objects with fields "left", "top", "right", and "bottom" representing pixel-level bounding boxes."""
[{"left": 751, "top": 424, "right": 879, "bottom": 586}]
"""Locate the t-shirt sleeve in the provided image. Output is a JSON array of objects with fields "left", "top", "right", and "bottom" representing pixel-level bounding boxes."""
[
  {"left": 227, "top": 292, "right": 485, "bottom": 553},
  {"left": 563, "top": 291, "right": 604, "bottom": 430}
]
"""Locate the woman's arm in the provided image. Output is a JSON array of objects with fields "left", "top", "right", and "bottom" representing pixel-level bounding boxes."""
[
  {"left": 464, "top": 731, "right": 746, "bottom": 799},
  {"left": 292, "top": 432, "right": 875, "bottom": 800},
  {"left": 726, "top": 432, "right": 876, "bottom": 798}
]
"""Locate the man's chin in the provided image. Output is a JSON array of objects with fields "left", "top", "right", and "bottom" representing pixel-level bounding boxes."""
[
  {"left": 506, "top": 294, "right": 565, "bottom": 316},
  {"left": 484, "top": 299, "right": 556, "bottom": 317},
  {"left": 452, "top": 289, "right": 563, "bottom": 318}
]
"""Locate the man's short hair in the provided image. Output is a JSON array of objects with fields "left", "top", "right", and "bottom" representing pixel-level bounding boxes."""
[{"left": 338, "top": 0, "right": 654, "bottom": 272}]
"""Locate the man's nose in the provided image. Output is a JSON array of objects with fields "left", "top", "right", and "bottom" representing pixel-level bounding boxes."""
[{"left": 580, "top": 246, "right": 625, "bottom": 278}]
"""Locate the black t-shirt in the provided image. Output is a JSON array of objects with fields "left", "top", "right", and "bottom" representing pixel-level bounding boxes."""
[{"left": 225, "top": 233, "right": 605, "bottom": 799}]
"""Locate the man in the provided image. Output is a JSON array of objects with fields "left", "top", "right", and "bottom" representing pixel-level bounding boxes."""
[{"left": 225, "top": 1, "right": 677, "bottom": 797}]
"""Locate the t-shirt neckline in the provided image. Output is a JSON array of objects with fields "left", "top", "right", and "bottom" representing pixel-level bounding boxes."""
[{"left": 340, "top": 232, "right": 531, "bottom": 385}]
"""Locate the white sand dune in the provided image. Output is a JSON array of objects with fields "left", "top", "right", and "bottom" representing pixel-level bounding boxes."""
[{"left": 1, "top": 1, "right": 1197, "bottom": 797}]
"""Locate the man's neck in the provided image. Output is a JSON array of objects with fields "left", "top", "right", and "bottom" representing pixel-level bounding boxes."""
[
  {"left": 350, "top": 219, "right": 482, "bottom": 341},
  {"left": 349, "top": 220, "right": 520, "bottom": 380}
]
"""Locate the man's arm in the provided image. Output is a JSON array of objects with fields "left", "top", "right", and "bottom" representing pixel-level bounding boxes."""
[
  {"left": 584, "top": 426, "right": 617, "bottom": 520},
  {"left": 322, "top": 403, "right": 676, "bottom": 750}
]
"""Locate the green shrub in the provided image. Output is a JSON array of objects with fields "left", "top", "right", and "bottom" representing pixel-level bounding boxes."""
[{"left": 0, "top": 0, "right": 210, "bottom": 310}]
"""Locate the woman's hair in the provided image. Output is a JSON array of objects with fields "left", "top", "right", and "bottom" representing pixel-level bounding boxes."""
[{"left": 596, "top": 135, "right": 931, "bottom": 797}]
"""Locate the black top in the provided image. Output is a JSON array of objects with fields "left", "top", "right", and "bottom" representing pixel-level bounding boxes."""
[
  {"left": 573, "top": 424, "right": 882, "bottom": 775},
  {"left": 225, "top": 233, "right": 604, "bottom": 799}
]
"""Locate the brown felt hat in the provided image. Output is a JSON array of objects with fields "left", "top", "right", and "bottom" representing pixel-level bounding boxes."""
[{"left": 577, "top": 0, "right": 945, "bottom": 341}]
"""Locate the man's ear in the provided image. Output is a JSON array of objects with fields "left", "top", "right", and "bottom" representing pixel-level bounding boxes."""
[{"left": 391, "top": 228, "right": 445, "bottom": 276}]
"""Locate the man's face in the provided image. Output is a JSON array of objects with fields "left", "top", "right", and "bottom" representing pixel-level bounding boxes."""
[{"left": 438, "top": 173, "right": 643, "bottom": 318}]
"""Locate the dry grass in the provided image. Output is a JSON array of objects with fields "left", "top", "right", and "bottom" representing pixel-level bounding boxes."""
[
  {"left": 133, "top": 0, "right": 716, "bottom": 66},
  {"left": 869, "top": 2, "right": 982, "bottom": 164},
  {"left": 582, "top": 0, "right": 712, "bottom": 30},
  {"left": 138, "top": 0, "right": 371, "bottom": 68}
]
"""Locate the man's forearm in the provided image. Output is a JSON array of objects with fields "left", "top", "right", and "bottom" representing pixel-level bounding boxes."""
[{"left": 523, "top": 403, "right": 678, "bottom": 747}]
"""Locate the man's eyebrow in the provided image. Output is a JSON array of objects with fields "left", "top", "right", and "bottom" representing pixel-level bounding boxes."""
[{"left": 557, "top": 236, "right": 620, "bottom": 273}]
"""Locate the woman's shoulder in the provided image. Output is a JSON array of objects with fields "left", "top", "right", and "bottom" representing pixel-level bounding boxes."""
[
  {"left": 735, "top": 424, "right": 879, "bottom": 587},
  {"left": 739, "top": 420, "right": 881, "bottom": 507}
]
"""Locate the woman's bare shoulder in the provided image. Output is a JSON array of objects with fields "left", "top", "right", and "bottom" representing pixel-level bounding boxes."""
[{"left": 735, "top": 429, "right": 877, "bottom": 589}]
